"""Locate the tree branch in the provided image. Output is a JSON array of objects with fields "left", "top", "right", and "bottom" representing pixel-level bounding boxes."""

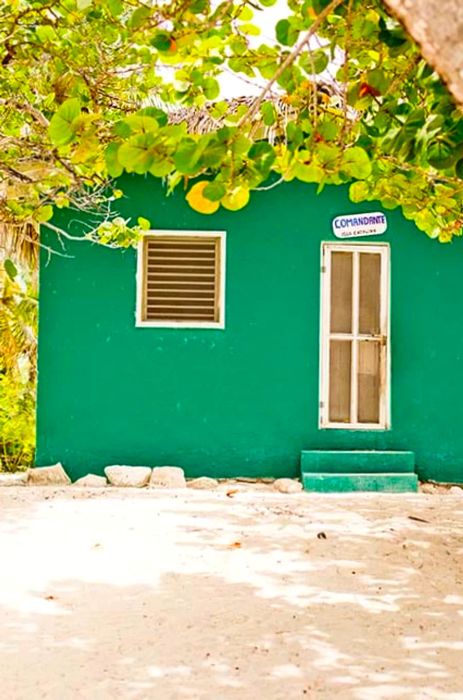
[{"left": 238, "top": 0, "right": 346, "bottom": 127}]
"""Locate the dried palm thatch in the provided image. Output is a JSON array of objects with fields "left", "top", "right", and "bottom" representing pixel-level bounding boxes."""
[
  {"left": 0, "top": 222, "right": 38, "bottom": 268},
  {"left": 164, "top": 86, "right": 343, "bottom": 142}
]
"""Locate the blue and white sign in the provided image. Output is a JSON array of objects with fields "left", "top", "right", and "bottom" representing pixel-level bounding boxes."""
[{"left": 332, "top": 212, "right": 387, "bottom": 239}]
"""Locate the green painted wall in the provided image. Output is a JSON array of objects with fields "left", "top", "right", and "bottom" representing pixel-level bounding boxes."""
[{"left": 37, "top": 175, "right": 463, "bottom": 482}]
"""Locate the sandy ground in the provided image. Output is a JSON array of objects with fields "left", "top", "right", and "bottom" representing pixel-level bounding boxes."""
[{"left": 0, "top": 486, "right": 463, "bottom": 700}]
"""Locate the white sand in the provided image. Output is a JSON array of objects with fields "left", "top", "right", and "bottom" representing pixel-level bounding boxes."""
[{"left": 0, "top": 486, "right": 463, "bottom": 700}]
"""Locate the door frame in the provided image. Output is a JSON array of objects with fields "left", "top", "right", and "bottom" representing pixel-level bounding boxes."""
[{"left": 319, "top": 241, "right": 391, "bottom": 430}]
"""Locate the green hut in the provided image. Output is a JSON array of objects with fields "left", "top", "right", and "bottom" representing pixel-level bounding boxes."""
[{"left": 36, "top": 164, "right": 463, "bottom": 490}]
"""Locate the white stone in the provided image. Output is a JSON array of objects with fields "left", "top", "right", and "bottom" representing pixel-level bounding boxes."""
[
  {"left": 0, "top": 472, "right": 27, "bottom": 486},
  {"left": 27, "top": 463, "right": 71, "bottom": 486},
  {"left": 187, "top": 477, "right": 219, "bottom": 490},
  {"left": 149, "top": 466, "right": 186, "bottom": 489},
  {"left": 420, "top": 482, "right": 445, "bottom": 494},
  {"left": 273, "top": 478, "right": 303, "bottom": 494},
  {"left": 420, "top": 483, "right": 435, "bottom": 494},
  {"left": 449, "top": 485, "right": 463, "bottom": 495},
  {"left": 104, "top": 466, "right": 151, "bottom": 487},
  {"left": 73, "top": 474, "right": 107, "bottom": 487}
]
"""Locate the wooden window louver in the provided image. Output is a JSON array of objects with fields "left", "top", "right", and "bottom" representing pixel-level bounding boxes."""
[{"left": 138, "top": 232, "right": 225, "bottom": 326}]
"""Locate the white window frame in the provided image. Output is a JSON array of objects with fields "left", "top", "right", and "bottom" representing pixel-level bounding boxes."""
[
  {"left": 136, "top": 229, "right": 226, "bottom": 329},
  {"left": 319, "top": 241, "right": 391, "bottom": 430}
]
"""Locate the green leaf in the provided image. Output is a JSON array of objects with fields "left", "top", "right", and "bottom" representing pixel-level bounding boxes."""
[
  {"left": 118, "top": 140, "right": 154, "bottom": 174},
  {"left": 260, "top": 102, "right": 276, "bottom": 126},
  {"left": 248, "top": 142, "right": 276, "bottom": 175},
  {"left": 203, "top": 78, "right": 220, "bottom": 100},
  {"left": 313, "top": 51, "right": 329, "bottom": 74},
  {"left": 257, "top": 57, "right": 278, "bottom": 80},
  {"left": 455, "top": 158, "right": 463, "bottom": 179},
  {"left": 300, "top": 50, "right": 329, "bottom": 75},
  {"left": 36, "top": 25, "right": 56, "bottom": 43},
  {"left": 231, "top": 134, "right": 251, "bottom": 156},
  {"left": 366, "top": 68, "right": 388, "bottom": 94},
  {"left": 239, "top": 23, "right": 260, "bottom": 36},
  {"left": 35, "top": 205, "right": 53, "bottom": 223},
  {"left": 58, "top": 99, "right": 81, "bottom": 123},
  {"left": 149, "top": 160, "right": 174, "bottom": 177},
  {"left": 123, "top": 116, "right": 160, "bottom": 134},
  {"left": 293, "top": 161, "right": 324, "bottom": 183},
  {"left": 4, "top": 259, "right": 17, "bottom": 280},
  {"left": 312, "top": 0, "right": 334, "bottom": 13},
  {"left": 378, "top": 17, "right": 407, "bottom": 48},
  {"left": 191, "top": 70, "right": 204, "bottom": 86},
  {"left": 317, "top": 119, "right": 339, "bottom": 141},
  {"left": 106, "top": 0, "right": 123, "bottom": 16},
  {"left": 238, "top": 6, "right": 253, "bottom": 20},
  {"left": 341, "top": 147, "right": 372, "bottom": 180},
  {"left": 427, "top": 140, "right": 456, "bottom": 169},
  {"left": 221, "top": 185, "right": 250, "bottom": 211},
  {"left": 129, "top": 6, "right": 150, "bottom": 29},
  {"left": 317, "top": 143, "right": 341, "bottom": 167},
  {"left": 201, "top": 141, "right": 227, "bottom": 167},
  {"left": 349, "top": 181, "right": 370, "bottom": 203},
  {"left": 174, "top": 139, "right": 202, "bottom": 174},
  {"left": 286, "top": 123, "right": 304, "bottom": 147},
  {"left": 150, "top": 32, "right": 172, "bottom": 52},
  {"left": 276, "top": 19, "right": 299, "bottom": 46},
  {"left": 113, "top": 120, "right": 132, "bottom": 139},
  {"left": 190, "top": 0, "right": 207, "bottom": 12},
  {"left": 203, "top": 181, "right": 226, "bottom": 202},
  {"left": 136, "top": 107, "right": 168, "bottom": 127},
  {"left": 105, "top": 142, "right": 123, "bottom": 177},
  {"left": 137, "top": 217, "right": 151, "bottom": 230},
  {"left": 48, "top": 98, "right": 81, "bottom": 147}
]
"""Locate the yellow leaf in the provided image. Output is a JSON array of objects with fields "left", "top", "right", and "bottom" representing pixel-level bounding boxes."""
[
  {"left": 221, "top": 185, "right": 250, "bottom": 211},
  {"left": 186, "top": 181, "right": 220, "bottom": 214}
]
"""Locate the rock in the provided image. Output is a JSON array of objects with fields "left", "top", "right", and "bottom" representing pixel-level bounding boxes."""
[
  {"left": 449, "top": 485, "right": 463, "bottom": 495},
  {"left": 420, "top": 482, "right": 446, "bottom": 494},
  {"left": 104, "top": 466, "right": 151, "bottom": 487},
  {"left": 73, "top": 474, "right": 107, "bottom": 487},
  {"left": 260, "top": 478, "right": 275, "bottom": 484},
  {"left": 187, "top": 477, "right": 219, "bottom": 490},
  {"left": 236, "top": 477, "right": 258, "bottom": 483},
  {"left": 273, "top": 478, "right": 303, "bottom": 494},
  {"left": 0, "top": 472, "right": 27, "bottom": 486},
  {"left": 149, "top": 466, "right": 186, "bottom": 489},
  {"left": 27, "top": 463, "right": 71, "bottom": 486}
]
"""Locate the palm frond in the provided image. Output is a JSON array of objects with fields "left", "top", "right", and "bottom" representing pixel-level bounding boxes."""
[{"left": 0, "top": 223, "right": 38, "bottom": 268}]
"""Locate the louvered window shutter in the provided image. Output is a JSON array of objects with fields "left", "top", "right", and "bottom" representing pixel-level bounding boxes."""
[{"left": 140, "top": 234, "right": 223, "bottom": 324}]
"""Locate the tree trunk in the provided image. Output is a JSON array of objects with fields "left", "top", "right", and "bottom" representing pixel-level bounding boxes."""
[{"left": 383, "top": 0, "right": 463, "bottom": 107}]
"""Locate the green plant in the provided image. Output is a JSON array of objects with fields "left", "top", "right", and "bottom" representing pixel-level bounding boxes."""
[
  {"left": 0, "top": 372, "right": 35, "bottom": 471},
  {"left": 0, "top": 255, "right": 37, "bottom": 471}
]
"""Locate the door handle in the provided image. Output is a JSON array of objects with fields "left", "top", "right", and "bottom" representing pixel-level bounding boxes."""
[{"left": 362, "top": 335, "right": 387, "bottom": 346}]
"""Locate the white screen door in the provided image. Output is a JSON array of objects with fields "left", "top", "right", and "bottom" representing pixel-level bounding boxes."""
[{"left": 320, "top": 242, "right": 390, "bottom": 429}]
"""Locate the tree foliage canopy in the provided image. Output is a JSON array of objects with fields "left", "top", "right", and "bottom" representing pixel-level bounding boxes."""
[{"left": 2, "top": 0, "right": 463, "bottom": 245}]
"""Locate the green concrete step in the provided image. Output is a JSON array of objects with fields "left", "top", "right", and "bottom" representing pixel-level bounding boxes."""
[
  {"left": 302, "top": 472, "right": 419, "bottom": 493},
  {"left": 301, "top": 450, "right": 415, "bottom": 474}
]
